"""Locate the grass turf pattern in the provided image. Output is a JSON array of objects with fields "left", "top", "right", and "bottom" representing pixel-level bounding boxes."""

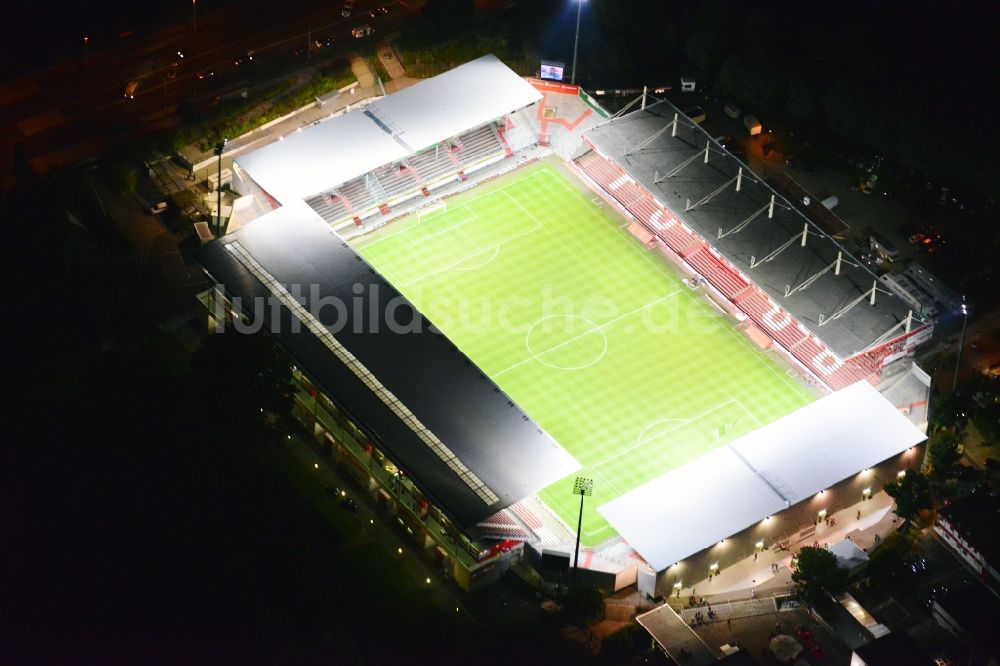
[{"left": 355, "top": 161, "right": 812, "bottom": 545}]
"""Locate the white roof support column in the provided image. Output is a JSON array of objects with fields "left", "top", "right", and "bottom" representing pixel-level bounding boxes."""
[
  {"left": 784, "top": 252, "right": 856, "bottom": 297},
  {"left": 752, "top": 234, "right": 801, "bottom": 268},
  {"left": 656, "top": 148, "right": 704, "bottom": 181},
  {"left": 820, "top": 280, "right": 893, "bottom": 326},
  {"left": 687, "top": 173, "right": 739, "bottom": 211},
  {"left": 718, "top": 202, "right": 769, "bottom": 239},
  {"left": 625, "top": 121, "right": 675, "bottom": 156},
  {"left": 865, "top": 310, "right": 916, "bottom": 350}
]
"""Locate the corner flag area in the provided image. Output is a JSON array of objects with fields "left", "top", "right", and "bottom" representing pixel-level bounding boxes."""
[{"left": 354, "top": 161, "right": 814, "bottom": 545}]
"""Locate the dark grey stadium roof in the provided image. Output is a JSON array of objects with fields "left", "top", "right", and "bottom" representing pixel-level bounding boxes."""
[
  {"left": 195, "top": 204, "right": 578, "bottom": 530},
  {"left": 583, "top": 100, "right": 922, "bottom": 359}
]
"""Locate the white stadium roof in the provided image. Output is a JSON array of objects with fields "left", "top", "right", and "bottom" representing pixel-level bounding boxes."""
[
  {"left": 598, "top": 381, "right": 926, "bottom": 571},
  {"left": 234, "top": 54, "right": 541, "bottom": 205}
]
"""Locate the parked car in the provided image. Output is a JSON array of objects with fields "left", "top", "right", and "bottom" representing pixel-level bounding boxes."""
[
  {"left": 233, "top": 52, "right": 253, "bottom": 66},
  {"left": 352, "top": 24, "right": 374, "bottom": 38},
  {"left": 342, "top": 497, "right": 360, "bottom": 512},
  {"left": 341, "top": 0, "right": 355, "bottom": 17},
  {"left": 124, "top": 80, "right": 140, "bottom": 99},
  {"left": 166, "top": 62, "right": 179, "bottom": 80}
]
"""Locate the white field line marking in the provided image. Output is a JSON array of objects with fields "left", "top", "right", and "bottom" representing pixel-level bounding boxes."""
[
  {"left": 541, "top": 166, "right": 678, "bottom": 280},
  {"left": 351, "top": 163, "right": 551, "bottom": 247},
  {"left": 490, "top": 291, "right": 680, "bottom": 379},
  {"left": 592, "top": 398, "right": 739, "bottom": 469},
  {"left": 733, "top": 398, "right": 765, "bottom": 428},
  {"left": 410, "top": 205, "right": 480, "bottom": 244},
  {"left": 451, "top": 244, "right": 500, "bottom": 271},
  {"left": 400, "top": 223, "right": 542, "bottom": 287},
  {"left": 716, "top": 318, "right": 810, "bottom": 397}
]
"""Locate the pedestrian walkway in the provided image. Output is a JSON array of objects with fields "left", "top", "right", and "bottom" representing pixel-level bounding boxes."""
[{"left": 673, "top": 492, "right": 900, "bottom": 605}]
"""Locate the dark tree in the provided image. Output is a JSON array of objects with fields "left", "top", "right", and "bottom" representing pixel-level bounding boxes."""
[
  {"left": 191, "top": 329, "right": 295, "bottom": 429},
  {"left": 866, "top": 531, "right": 917, "bottom": 584},
  {"left": 884, "top": 472, "right": 932, "bottom": 527},
  {"left": 791, "top": 546, "right": 848, "bottom": 606},
  {"left": 928, "top": 432, "right": 962, "bottom": 482},
  {"left": 562, "top": 584, "right": 604, "bottom": 626}
]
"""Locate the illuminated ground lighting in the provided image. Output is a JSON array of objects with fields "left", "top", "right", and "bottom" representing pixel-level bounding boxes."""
[
  {"left": 425, "top": 577, "right": 432, "bottom": 585},
  {"left": 313, "top": 463, "right": 319, "bottom": 469},
  {"left": 397, "top": 547, "right": 403, "bottom": 554},
  {"left": 898, "top": 470, "right": 907, "bottom": 478}
]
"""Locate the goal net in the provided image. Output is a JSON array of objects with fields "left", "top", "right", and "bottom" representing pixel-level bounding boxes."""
[{"left": 417, "top": 201, "right": 447, "bottom": 222}]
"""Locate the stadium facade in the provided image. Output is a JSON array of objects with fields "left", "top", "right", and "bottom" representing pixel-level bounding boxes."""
[{"left": 195, "top": 55, "right": 930, "bottom": 593}]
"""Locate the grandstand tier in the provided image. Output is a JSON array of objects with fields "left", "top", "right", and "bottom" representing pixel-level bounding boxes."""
[
  {"left": 573, "top": 146, "right": 927, "bottom": 391},
  {"left": 235, "top": 54, "right": 540, "bottom": 206}
]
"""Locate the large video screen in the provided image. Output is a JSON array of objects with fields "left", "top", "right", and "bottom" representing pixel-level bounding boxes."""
[{"left": 540, "top": 60, "right": 565, "bottom": 82}]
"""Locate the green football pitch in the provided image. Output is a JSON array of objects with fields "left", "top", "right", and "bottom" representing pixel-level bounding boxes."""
[{"left": 354, "top": 160, "right": 813, "bottom": 545}]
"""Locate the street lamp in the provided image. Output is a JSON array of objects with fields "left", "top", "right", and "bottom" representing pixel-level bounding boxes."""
[
  {"left": 192, "top": 0, "right": 197, "bottom": 31},
  {"left": 570, "top": 0, "right": 585, "bottom": 85},
  {"left": 572, "top": 476, "right": 593, "bottom": 582},
  {"left": 214, "top": 138, "right": 228, "bottom": 236},
  {"left": 952, "top": 297, "right": 970, "bottom": 393}
]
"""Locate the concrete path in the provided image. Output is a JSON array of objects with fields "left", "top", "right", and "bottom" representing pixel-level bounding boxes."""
[{"left": 676, "top": 492, "right": 901, "bottom": 605}]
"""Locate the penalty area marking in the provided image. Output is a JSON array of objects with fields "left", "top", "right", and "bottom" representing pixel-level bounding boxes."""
[
  {"left": 591, "top": 398, "right": 740, "bottom": 468},
  {"left": 525, "top": 315, "right": 608, "bottom": 371},
  {"left": 450, "top": 244, "right": 500, "bottom": 271}
]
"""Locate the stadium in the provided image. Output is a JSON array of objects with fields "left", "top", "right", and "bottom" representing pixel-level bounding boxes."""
[{"left": 195, "top": 55, "right": 932, "bottom": 593}]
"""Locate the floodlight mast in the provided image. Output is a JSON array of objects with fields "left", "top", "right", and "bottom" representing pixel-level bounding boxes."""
[
  {"left": 214, "top": 138, "right": 228, "bottom": 236},
  {"left": 952, "top": 297, "right": 969, "bottom": 392},
  {"left": 572, "top": 476, "right": 593, "bottom": 582},
  {"left": 571, "top": 0, "right": 584, "bottom": 85}
]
